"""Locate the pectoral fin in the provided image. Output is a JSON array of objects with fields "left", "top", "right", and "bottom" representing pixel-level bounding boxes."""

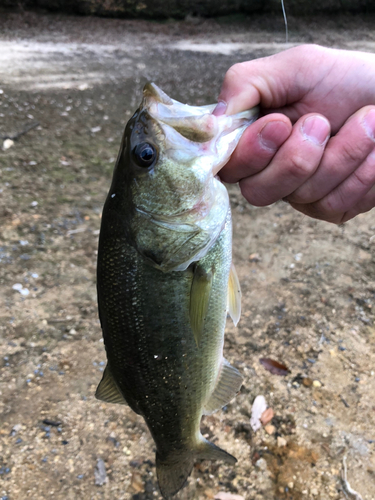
[
  {"left": 204, "top": 358, "right": 243, "bottom": 415},
  {"left": 189, "top": 265, "right": 213, "bottom": 347},
  {"left": 228, "top": 262, "right": 241, "bottom": 326},
  {"left": 95, "top": 365, "right": 128, "bottom": 405}
]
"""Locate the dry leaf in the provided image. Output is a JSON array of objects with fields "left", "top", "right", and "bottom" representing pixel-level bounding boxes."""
[
  {"left": 259, "top": 358, "right": 289, "bottom": 376},
  {"left": 130, "top": 471, "right": 144, "bottom": 493}
]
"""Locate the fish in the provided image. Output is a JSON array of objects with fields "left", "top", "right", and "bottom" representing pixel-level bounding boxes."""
[{"left": 96, "top": 82, "right": 258, "bottom": 499}]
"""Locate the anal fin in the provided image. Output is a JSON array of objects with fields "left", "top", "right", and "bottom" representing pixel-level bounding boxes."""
[
  {"left": 203, "top": 358, "right": 243, "bottom": 415},
  {"left": 196, "top": 438, "right": 237, "bottom": 464},
  {"left": 228, "top": 262, "right": 241, "bottom": 326},
  {"left": 95, "top": 365, "right": 128, "bottom": 405}
]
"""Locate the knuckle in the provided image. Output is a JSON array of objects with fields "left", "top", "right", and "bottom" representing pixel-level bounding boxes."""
[
  {"left": 339, "top": 140, "right": 364, "bottom": 165},
  {"left": 224, "top": 63, "right": 247, "bottom": 85},
  {"left": 305, "top": 200, "right": 341, "bottom": 223},
  {"left": 286, "top": 153, "right": 316, "bottom": 180},
  {"left": 239, "top": 179, "right": 270, "bottom": 207},
  {"left": 352, "top": 167, "right": 375, "bottom": 190}
]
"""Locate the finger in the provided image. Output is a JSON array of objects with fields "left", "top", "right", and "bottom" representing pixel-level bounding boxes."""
[
  {"left": 289, "top": 147, "right": 375, "bottom": 223},
  {"left": 214, "top": 45, "right": 328, "bottom": 116},
  {"left": 219, "top": 114, "right": 292, "bottom": 183},
  {"left": 341, "top": 181, "right": 375, "bottom": 222},
  {"left": 213, "top": 60, "right": 265, "bottom": 116},
  {"left": 238, "top": 114, "right": 331, "bottom": 206},
  {"left": 288, "top": 106, "right": 375, "bottom": 204}
]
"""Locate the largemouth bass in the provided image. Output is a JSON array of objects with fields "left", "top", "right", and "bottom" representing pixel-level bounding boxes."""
[{"left": 96, "top": 83, "right": 257, "bottom": 498}]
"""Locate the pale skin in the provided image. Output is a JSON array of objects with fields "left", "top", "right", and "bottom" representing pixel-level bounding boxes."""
[{"left": 214, "top": 44, "right": 375, "bottom": 223}]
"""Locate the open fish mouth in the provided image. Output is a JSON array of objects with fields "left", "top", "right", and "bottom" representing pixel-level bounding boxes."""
[{"left": 141, "top": 82, "right": 258, "bottom": 175}]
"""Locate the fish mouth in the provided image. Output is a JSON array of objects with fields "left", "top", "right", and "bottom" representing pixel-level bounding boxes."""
[{"left": 141, "top": 82, "right": 258, "bottom": 174}]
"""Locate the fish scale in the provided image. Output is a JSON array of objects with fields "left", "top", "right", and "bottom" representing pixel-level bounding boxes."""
[
  {"left": 96, "top": 82, "right": 258, "bottom": 498},
  {"left": 98, "top": 219, "right": 230, "bottom": 440}
]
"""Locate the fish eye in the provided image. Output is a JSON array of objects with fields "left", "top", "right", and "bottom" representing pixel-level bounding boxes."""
[{"left": 133, "top": 142, "right": 157, "bottom": 168}]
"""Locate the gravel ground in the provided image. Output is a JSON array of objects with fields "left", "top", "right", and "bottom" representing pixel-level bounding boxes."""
[{"left": 0, "top": 10, "right": 374, "bottom": 500}]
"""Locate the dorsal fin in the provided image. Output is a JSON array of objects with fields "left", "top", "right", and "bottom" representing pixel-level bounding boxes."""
[
  {"left": 95, "top": 365, "right": 128, "bottom": 405},
  {"left": 228, "top": 262, "right": 241, "bottom": 326},
  {"left": 203, "top": 358, "right": 243, "bottom": 415}
]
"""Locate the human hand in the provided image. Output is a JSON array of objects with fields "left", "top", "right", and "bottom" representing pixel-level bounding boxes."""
[{"left": 215, "top": 44, "right": 375, "bottom": 223}]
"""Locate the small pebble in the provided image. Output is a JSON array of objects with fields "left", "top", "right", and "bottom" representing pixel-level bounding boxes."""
[
  {"left": 249, "top": 253, "right": 260, "bottom": 262},
  {"left": 3, "top": 139, "right": 14, "bottom": 150},
  {"left": 264, "top": 424, "right": 276, "bottom": 435},
  {"left": 277, "top": 436, "right": 287, "bottom": 447},
  {"left": 302, "top": 377, "right": 313, "bottom": 387},
  {"left": 313, "top": 380, "right": 322, "bottom": 388}
]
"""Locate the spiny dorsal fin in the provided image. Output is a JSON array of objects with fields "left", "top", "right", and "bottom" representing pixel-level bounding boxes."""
[
  {"left": 189, "top": 264, "right": 213, "bottom": 347},
  {"left": 203, "top": 358, "right": 243, "bottom": 415},
  {"left": 95, "top": 365, "right": 128, "bottom": 405},
  {"left": 228, "top": 262, "right": 241, "bottom": 326}
]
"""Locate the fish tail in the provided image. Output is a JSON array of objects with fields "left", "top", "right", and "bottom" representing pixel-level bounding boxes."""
[
  {"left": 156, "top": 438, "right": 236, "bottom": 499},
  {"left": 156, "top": 451, "right": 194, "bottom": 500}
]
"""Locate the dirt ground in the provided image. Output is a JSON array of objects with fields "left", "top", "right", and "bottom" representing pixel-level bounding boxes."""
[{"left": 0, "top": 10, "right": 375, "bottom": 500}]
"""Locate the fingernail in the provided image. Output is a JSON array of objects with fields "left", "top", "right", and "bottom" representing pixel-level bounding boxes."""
[
  {"left": 212, "top": 101, "right": 227, "bottom": 116},
  {"left": 302, "top": 115, "right": 330, "bottom": 146},
  {"left": 363, "top": 109, "right": 375, "bottom": 140},
  {"left": 259, "top": 120, "right": 290, "bottom": 151}
]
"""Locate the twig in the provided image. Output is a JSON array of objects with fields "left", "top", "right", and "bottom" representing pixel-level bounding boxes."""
[
  {"left": 340, "top": 395, "right": 350, "bottom": 408},
  {"left": 341, "top": 456, "right": 364, "bottom": 500},
  {"left": 0, "top": 121, "right": 39, "bottom": 141}
]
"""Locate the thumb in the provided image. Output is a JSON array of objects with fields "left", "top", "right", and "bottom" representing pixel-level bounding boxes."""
[
  {"left": 214, "top": 45, "right": 323, "bottom": 116},
  {"left": 214, "top": 60, "right": 266, "bottom": 116}
]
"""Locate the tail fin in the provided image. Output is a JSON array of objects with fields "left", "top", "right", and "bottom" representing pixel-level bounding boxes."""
[
  {"left": 156, "top": 451, "right": 194, "bottom": 500},
  {"left": 156, "top": 439, "right": 236, "bottom": 499}
]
